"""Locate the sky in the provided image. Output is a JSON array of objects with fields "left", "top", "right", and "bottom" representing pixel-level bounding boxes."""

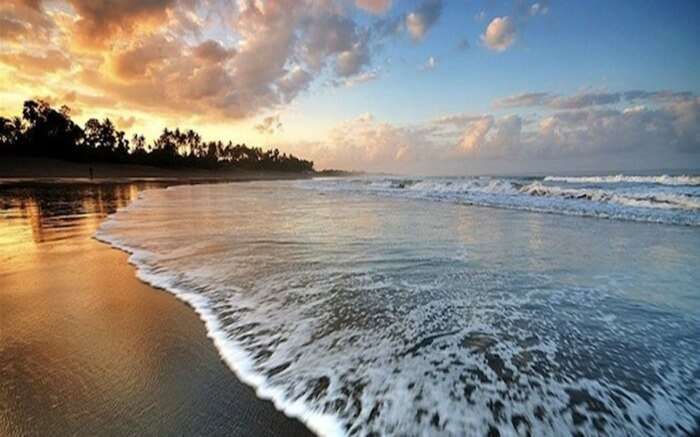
[{"left": 1, "top": 0, "right": 699, "bottom": 175}]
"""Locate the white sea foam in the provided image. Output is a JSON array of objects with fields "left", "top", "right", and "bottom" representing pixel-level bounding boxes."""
[
  {"left": 544, "top": 174, "right": 700, "bottom": 186},
  {"left": 96, "top": 182, "right": 700, "bottom": 436},
  {"left": 301, "top": 175, "right": 700, "bottom": 226},
  {"left": 96, "top": 191, "right": 346, "bottom": 437},
  {"left": 521, "top": 182, "right": 700, "bottom": 210}
]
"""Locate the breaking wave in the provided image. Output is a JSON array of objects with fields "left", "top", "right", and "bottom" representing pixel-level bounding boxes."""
[
  {"left": 301, "top": 174, "right": 700, "bottom": 226},
  {"left": 543, "top": 174, "right": 700, "bottom": 186}
]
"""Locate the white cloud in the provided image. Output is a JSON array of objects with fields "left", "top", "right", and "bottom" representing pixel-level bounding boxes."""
[
  {"left": 288, "top": 113, "right": 439, "bottom": 172},
  {"left": 529, "top": 2, "right": 549, "bottom": 16},
  {"left": 481, "top": 16, "right": 516, "bottom": 52},
  {"left": 432, "top": 113, "right": 485, "bottom": 129},
  {"left": 341, "top": 70, "right": 379, "bottom": 87},
  {"left": 459, "top": 116, "right": 494, "bottom": 154},
  {"left": 299, "top": 93, "right": 700, "bottom": 174},
  {"left": 419, "top": 56, "right": 437, "bottom": 70}
]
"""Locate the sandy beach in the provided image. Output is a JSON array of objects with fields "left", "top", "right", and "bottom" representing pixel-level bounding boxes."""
[{"left": 0, "top": 181, "right": 313, "bottom": 436}]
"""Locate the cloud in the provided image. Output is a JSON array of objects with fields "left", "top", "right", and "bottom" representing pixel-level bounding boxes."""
[
  {"left": 276, "top": 66, "right": 313, "bottom": 103},
  {"left": 549, "top": 92, "right": 621, "bottom": 109},
  {"left": 192, "top": 40, "right": 236, "bottom": 63},
  {"left": 481, "top": 16, "right": 516, "bottom": 52},
  {"left": 341, "top": 70, "right": 380, "bottom": 87},
  {"left": 419, "top": 56, "right": 437, "bottom": 71},
  {"left": 65, "top": 0, "right": 184, "bottom": 49},
  {"left": 459, "top": 99, "right": 700, "bottom": 158},
  {"left": 494, "top": 92, "right": 550, "bottom": 108},
  {"left": 432, "top": 113, "right": 485, "bottom": 129},
  {"left": 494, "top": 91, "right": 620, "bottom": 109},
  {"left": 0, "top": 15, "right": 28, "bottom": 42},
  {"left": 623, "top": 90, "right": 694, "bottom": 102},
  {"left": 335, "top": 42, "right": 370, "bottom": 77},
  {"left": 667, "top": 97, "right": 700, "bottom": 152},
  {"left": 494, "top": 90, "right": 696, "bottom": 110},
  {"left": 529, "top": 2, "right": 549, "bottom": 16},
  {"left": 0, "top": 50, "right": 71, "bottom": 74},
  {"left": 290, "top": 113, "right": 439, "bottom": 172},
  {"left": 454, "top": 114, "right": 523, "bottom": 158},
  {"left": 355, "top": 0, "right": 392, "bottom": 15},
  {"left": 0, "top": 0, "right": 396, "bottom": 122},
  {"left": 458, "top": 116, "right": 494, "bottom": 155},
  {"left": 255, "top": 114, "right": 283, "bottom": 135},
  {"left": 405, "top": 0, "right": 443, "bottom": 41},
  {"left": 60, "top": 90, "right": 116, "bottom": 108},
  {"left": 0, "top": 1, "right": 55, "bottom": 45},
  {"left": 116, "top": 116, "right": 136, "bottom": 129},
  {"left": 527, "top": 105, "right": 698, "bottom": 157},
  {"left": 287, "top": 93, "right": 700, "bottom": 174},
  {"left": 109, "top": 35, "right": 180, "bottom": 80}
]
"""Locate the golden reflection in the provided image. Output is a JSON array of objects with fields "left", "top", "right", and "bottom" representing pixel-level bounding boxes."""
[
  {"left": 0, "top": 181, "right": 230, "bottom": 436},
  {"left": 0, "top": 183, "right": 158, "bottom": 274}
]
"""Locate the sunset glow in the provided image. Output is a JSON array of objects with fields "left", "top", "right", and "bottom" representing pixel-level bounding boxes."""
[{"left": 2, "top": 0, "right": 699, "bottom": 174}]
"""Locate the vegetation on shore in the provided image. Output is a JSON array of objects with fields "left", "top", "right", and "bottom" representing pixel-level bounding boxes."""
[{"left": 0, "top": 100, "right": 314, "bottom": 172}]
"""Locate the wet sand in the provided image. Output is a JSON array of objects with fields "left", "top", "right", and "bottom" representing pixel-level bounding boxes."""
[{"left": 0, "top": 182, "right": 313, "bottom": 436}]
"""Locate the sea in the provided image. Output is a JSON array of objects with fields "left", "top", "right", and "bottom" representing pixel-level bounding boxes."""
[{"left": 96, "top": 174, "right": 700, "bottom": 436}]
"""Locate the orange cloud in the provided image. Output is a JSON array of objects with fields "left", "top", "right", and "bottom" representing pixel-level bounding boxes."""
[
  {"left": 109, "top": 35, "right": 180, "bottom": 80},
  {"left": 355, "top": 0, "right": 392, "bottom": 15},
  {"left": 0, "top": 16, "right": 28, "bottom": 42},
  {"left": 66, "top": 0, "right": 181, "bottom": 49},
  {"left": 1, "top": 0, "right": 383, "bottom": 129},
  {"left": 0, "top": 1, "right": 55, "bottom": 44},
  {"left": 0, "top": 50, "right": 71, "bottom": 74}
]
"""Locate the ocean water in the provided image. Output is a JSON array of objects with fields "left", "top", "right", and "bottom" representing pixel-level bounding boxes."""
[{"left": 96, "top": 175, "right": 700, "bottom": 436}]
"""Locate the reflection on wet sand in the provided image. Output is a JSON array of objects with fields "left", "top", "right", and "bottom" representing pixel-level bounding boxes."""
[
  {"left": 1, "top": 183, "right": 141, "bottom": 242},
  {"left": 0, "top": 182, "right": 313, "bottom": 437}
]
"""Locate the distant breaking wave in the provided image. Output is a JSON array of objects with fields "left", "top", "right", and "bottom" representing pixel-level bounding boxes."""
[
  {"left": 544, "top": 174, "right": 700, "bottom": 186},
  {"left": 302, "top": 175, "right": 700, "bottom": 226},
  {"left": 522, "top": 182, "right": 700, "bottom": 211}
]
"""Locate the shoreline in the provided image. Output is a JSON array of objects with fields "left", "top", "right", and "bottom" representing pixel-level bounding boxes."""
[
  {"left": 96, "top": 185, "right": 344, "bottom": 437},
  {"left": 0, "top": 155, "right": 315, "bottom": 183},
  {"left": 0, "top": 180, "right": 315, "bottom": 437}
]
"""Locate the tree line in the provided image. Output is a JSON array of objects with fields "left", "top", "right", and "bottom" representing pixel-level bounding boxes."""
[{"left": 0, "top": 100, "right": 314, "bottom": 172}]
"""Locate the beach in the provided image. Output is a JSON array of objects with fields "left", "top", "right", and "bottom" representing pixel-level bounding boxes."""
[
  {"left": 2, "top": 175, "right": 700, "bottom": 436},
  {"left": 2, "top": 1, "right": 697, "bottom": 434},
  {"left": 0, "top": 181, "right": 313, "bottom": 437},
  {"left": 0, "top": 156, "right": 313, "bottom": 182},
  {"left": 94, "top": 177, "right": 700, "bottom": 435}
]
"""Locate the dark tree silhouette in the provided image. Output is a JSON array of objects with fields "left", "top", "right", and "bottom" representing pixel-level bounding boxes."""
[
  {"left": 20, "top": 100, "right": 83, "bottom": 159},
  {"left": 1, "top": 100, "right": 314, "bottom": 172}
]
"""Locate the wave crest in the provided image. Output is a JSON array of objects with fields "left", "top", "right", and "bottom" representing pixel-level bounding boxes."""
[
  {"left": 303, "top": 175, "right": 700, "bottom": 226},
  {"left": 544, "top": 174, "right": 700, "bottom": 186}
]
